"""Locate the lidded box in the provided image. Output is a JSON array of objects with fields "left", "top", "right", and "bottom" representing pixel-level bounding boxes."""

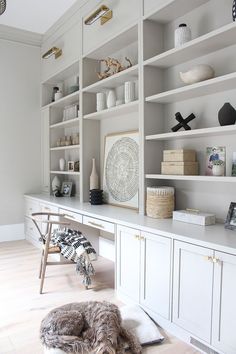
[
  {"left": 146, "top": 186, "right": 175, "bottom": 219},
  {"left": 173, "top": 209, "right": 215, "bottom": 226},
  {"left": 161, "top": 161, "right": 198, "bottom": 175},
  {"left": 163, "top": 149, "right": 196, "bottom": 162}
]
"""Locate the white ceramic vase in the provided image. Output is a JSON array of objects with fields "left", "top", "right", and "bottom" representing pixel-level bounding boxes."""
[
  {"left": 52, "top": 176, "right": 61, "bottom": 195},
  {"left": 54, "top": 91, "right": 63, "bottom": 101},
  {"left": 96, "top": 92, "right": 106, "bottom": 111},
  {"left": 212, "top": 165, "right": 224, "bottom": 176},
  {"left": 107, "top": 90, "right": 116, "bottom": 108},
  {"left": 59, "top": 158, "right": 65, "bottom": 171},
  {"left": 175, "top": 24, "right": 191, "bottom": 47},
  {"left": 124, "top": 81, "right": 135, "bottom": 104},
  {"left": 90, "top": 158, "right": 99, "bottom": 190}
]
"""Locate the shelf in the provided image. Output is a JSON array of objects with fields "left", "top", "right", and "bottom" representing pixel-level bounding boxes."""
[
  {"left": 50, "top": 171, "right": 80, "bottom": 176},
  {"left": 42, "top": 90, "right": 79, "bottom": 109},
  {"left": 42, "top": 59, "right": 80, "bottom": 85},
  {"left": 146, "top": 125, "right": 236, "bottom": 141},
  {"left": 50, "top": 144, "right": 80, "bottom": 151},
  {"left": 144, "top": 0, "right": 209, "bottom": 23},
  {"left": 144, "top": 22, "right": 236, "bottom": 68},
  {"left": 83, "top": 65, "right": 138, "bottom": 93},
  {"left": 83, "top": 22, "right": 138, "bottom": 60},
  {"left": 50, "top": 117, "right": 80, "bottom": 129},
  {"left": 145, "top": 72, "right": 236, "bottom": 104},
  {"left": 145, "top": 174, "right": 236, "bottom": 183},
  {"left": 83, "top": 100, "right": 139, "bottom": 120}
]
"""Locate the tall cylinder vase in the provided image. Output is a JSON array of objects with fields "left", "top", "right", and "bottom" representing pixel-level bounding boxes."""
[
  {"left": 90, "top": 158, "right": 99, "bottom": 190},
  {"left": 124, "top": 81, "right": 135, "bottom": 104},
  {"left": 175, "top": 24, "right": 191, "bottom": 47}
]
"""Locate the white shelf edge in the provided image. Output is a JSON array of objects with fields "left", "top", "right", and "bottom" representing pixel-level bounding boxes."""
[
  {"left": 83, "top": 21, "right": 138, "bottom": 59},
  {"left": 83, "top": 100, "right": 139, "bottom": 120},
  {"left": 50, "top": 171, "right": 80, "bottom": 176},
  {"left": 41, "top": 58, "right": 80, "bottom": 85},
  {"left": 143, "top": 0, "right": 209, "bottom": 23},
  {"left": 82, "top": 64, "right": 139, "bottom": 93},
  {"left": 145, "top": 174, "right": 236, "bottom": 182},
  {"left": 50, "top": 144, "right": 80, "bottom": 151},
  {"left": 42, "top": 90, "right": 79, "bottom": 109},
  {"left": 144, "top": 22, "right": 236, "bottom": 68},
  {"left": 145, "top": 72, "right": 236, "bottom": 104},
  {"left": 50, "top": 117, "right": 80, "bottom": 129},
  {"left": 146, "top": 125, "right": 236, "bottom": 141}
]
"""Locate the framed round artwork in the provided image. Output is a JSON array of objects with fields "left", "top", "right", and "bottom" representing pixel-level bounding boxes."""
[{"left": 103, "top": 131, "right": 139, "bottom": 209}]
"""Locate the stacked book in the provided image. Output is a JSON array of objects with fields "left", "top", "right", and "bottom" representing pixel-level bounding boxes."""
[{"left": 161, "top": 149, "right": 198, "bottom": 175}]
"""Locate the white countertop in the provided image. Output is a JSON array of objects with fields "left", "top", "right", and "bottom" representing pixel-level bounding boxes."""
[{"left": 25, "top": 194, "right": 236, "bottom": 255}]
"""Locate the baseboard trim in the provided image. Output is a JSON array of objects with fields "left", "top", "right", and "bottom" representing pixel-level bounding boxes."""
[{"left": 0, "top": 223, "right": 25, "bottom": 242}]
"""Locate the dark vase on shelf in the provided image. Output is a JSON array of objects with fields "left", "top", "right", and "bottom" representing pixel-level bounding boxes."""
[
  {"left": 218, "top": 103, "right": 236, "bottom": 126},
  {"left": 233, "top": 0, "right": 236, "bottom": 21}
]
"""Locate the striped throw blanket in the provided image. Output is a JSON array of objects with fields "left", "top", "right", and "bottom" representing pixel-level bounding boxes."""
[{"left": 51, "top": 228, "right": 97, "bottom": 287}]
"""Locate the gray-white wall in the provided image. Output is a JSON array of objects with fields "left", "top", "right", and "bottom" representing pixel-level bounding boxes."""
[{"left": 0, "top": 39, "right": 41, "bottom": 235}]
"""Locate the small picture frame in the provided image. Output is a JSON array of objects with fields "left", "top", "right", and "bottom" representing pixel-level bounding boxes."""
[
  {"left": 232, "top": 152, "right": 236, "bottom": 176},
  {"left": 61, "top": 182, "right": 72, "bottom": 197},
  {"left": 205, "top": 146, "right": 226, "bottom": 176},
  {"left": 225, "top": 202, "right": 236, "bottom": 230},
  {"left": 68, "top": 161, "right": 74, "bottom": 172},
  {"left": 74, "top": 160, "right": 80, "bottom": 172}
]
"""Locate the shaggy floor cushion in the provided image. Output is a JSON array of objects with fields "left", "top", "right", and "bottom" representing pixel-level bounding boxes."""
[{"left": 43, "top": 304, "right": 164, "bottom": 354}]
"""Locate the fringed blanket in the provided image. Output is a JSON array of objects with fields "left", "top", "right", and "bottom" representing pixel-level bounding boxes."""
[{"left": 51, "top": 228, "right": 97, "bottom": 287}]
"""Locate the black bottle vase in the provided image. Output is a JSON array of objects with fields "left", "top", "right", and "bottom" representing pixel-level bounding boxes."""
[
  {"left": 233, "top": 0, "right": 236, "bottom": 21},
  {"left": 218, "top": 103, "right": 236, "bottom": 126}
]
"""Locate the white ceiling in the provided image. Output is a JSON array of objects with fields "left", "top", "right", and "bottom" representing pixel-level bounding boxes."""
[{"left": 0, "top": 0, "right": 78, "bottom": 34}]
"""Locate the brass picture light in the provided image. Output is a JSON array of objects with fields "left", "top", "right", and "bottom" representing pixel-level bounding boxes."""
[
  {"left": 42, "top": 47, "right": 62, "bottom": 60},
  {"left": 84, "top": 5, "right": 113, "bottom": 26}
]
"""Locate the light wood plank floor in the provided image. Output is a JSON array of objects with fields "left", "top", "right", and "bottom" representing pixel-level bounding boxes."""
[{"left": 0, "top": 241, "right": 200, "bottom": 354}]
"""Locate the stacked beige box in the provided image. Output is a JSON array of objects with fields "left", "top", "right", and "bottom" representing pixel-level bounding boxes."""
[{"left": 161, "top": 149, "right": 198, "bottom": 175}]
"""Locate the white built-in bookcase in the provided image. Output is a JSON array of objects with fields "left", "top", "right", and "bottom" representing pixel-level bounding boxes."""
[{"left": 41, "top": 0, "right": 236, "bottom": 220}]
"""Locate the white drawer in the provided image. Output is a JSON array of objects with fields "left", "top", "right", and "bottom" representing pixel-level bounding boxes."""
[
  {"left": 25, "top": 199, "right": 40, "bottom": 217},
  {"left": 40, "top": 203, "right": 58, "bottom": 214},
  {"left": 59, "top": 208, "right": 83, "bottom": 224},
  {"left": 83, "top": 215, "right": 114, "bottom": 234},
  {"left": 25, "top": 217, "right": 39, "bottom": 240}
]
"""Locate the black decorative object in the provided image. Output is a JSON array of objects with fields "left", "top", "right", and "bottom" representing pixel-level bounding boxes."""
[
  {"left": 171, "top": 112, "right": 196, "bottom": 132},
  {"left": 233, "top": 0, "right": 236, "bottom": 21},
  {"left": 90, "top": 189, "right": 103, "bottom": 205},
  {"left": 218, "top": 103, "right": 236, "bottom": 126}
]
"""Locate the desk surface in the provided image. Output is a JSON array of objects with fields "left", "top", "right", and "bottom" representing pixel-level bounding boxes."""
[{"left": 25, "top": 194, "right": 236, "bottom": 255}]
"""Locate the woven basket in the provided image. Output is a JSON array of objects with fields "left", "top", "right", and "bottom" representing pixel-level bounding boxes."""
[{"left": 146, "top": 187, "right": 175, "bottom": 219}]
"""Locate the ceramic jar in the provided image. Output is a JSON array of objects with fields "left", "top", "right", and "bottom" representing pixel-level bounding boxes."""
[
  {"left": 212, "top": 165, "right": 224, "bottom": 176},
  {"left": 124, "top": 81, "right": 135, "bottom": 104},
  {"left": 107, "top": 90, "right": 116, "bottom": 108},
  {"left": 175, "top": 24, "right": 191, "bottom": 48},
  {"left": 54, "top": 90, "right": 63, "bottom": 101},
  {"left": 96, "top": 92, "right": 106, "bottom": 111},
  {"left": 90, "top": 158, "right": 99, "bottom": 190},
  {"left": 59, "top": 158, "right": 65, "bottom": 171},
  {"left": 218, "top": 103, "right": 236, "bottom": 126}
]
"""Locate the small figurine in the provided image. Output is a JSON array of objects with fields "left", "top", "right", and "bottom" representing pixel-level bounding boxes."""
[
  {"left": 96, "top": 57, "right": 133, "bottom": 80},
  {"left": 172, "top": 112, "right": 196, "bottom": 132}
]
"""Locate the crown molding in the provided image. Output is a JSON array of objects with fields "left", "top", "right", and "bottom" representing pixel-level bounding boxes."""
[{"left": 0, "top": 24, "right": 43, "bottom": 47}]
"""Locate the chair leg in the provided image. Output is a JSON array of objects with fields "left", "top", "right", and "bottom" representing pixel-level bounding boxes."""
[
  {"left": 39, "top": 250, "right": 44, "bottom": 279},
  {"left": 39, "top": 248, "right": 48, "bottom": 294}
]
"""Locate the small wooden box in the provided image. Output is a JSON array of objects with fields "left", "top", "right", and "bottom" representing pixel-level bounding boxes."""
[
  {"left": 163, "top": 149, "right": 196, "bottom": 162},
  {"left": 161, "top": 162, "right": 198, "bottom": 175}
]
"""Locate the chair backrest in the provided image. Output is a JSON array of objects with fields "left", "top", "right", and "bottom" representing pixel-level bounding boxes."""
[{"left": 31, "top": 212, "right": 70, "bottom": 243}]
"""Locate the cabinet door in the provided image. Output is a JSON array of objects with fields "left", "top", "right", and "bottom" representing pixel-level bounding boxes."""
[
  {"left": 116, "top": 225, "right": 140, "bottom": 302},
  {"left": 41, "top": 108, "right": 50, "bottom": 193},
  {"left": 173, "top": 241, "right": 214, "bottom": 343},
  {"left": 212, "top": 252, "right": 236, "bottom": 354},
  {"left": 140, "top": 232, "right": 171, "bottom": 320}
]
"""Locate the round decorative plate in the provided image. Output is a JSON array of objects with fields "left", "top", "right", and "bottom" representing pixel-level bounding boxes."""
[{"left": 105, "top": 137, "right": 138, "bottom": 202}]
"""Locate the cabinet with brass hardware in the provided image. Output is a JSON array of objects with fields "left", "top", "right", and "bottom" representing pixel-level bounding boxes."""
[
  {"left": 83, "top": 215, "right": 115, "bottom": 234},
  {"left": 116, "top": 225, "right": 172, "bottom": 312}
]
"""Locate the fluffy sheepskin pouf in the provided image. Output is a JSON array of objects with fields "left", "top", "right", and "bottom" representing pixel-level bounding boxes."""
[{"left": 40, "top": 301, "right": 142, "bottom": 354}]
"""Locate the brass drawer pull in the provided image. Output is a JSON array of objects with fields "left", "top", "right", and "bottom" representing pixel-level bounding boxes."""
[
  {"left": 204, "top": 256, "right": 213, "bottom": 262},
  {"left": 88, "top": 221, "right": 104, "bottom": 228}
]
